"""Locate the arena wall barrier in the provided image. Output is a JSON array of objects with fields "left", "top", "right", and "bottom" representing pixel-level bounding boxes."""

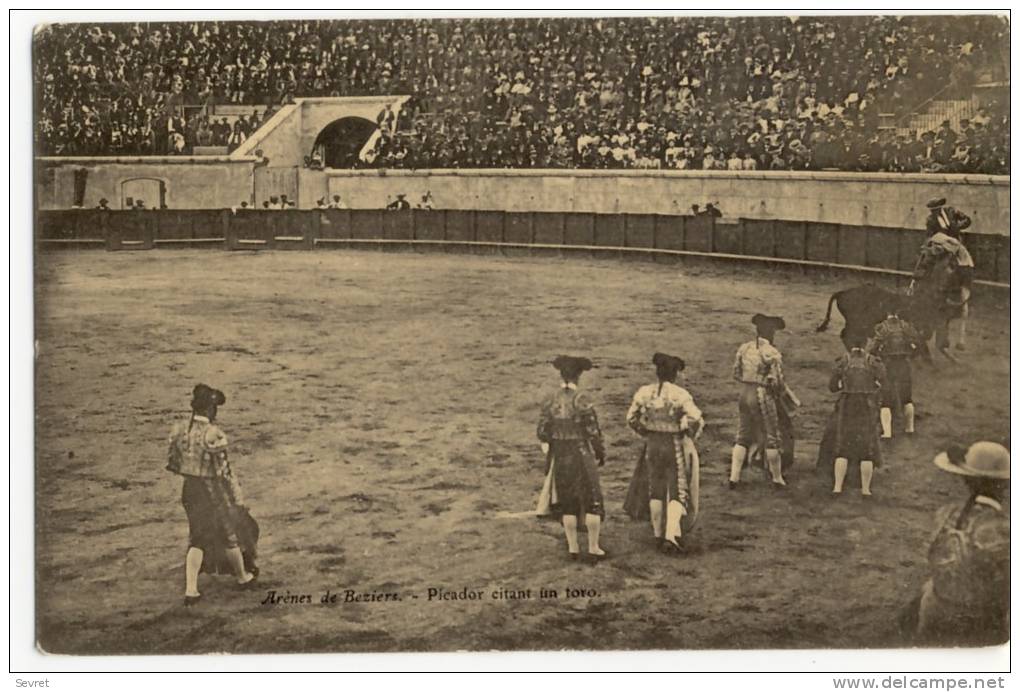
[
  {"left": 623, "top": 215, "right": 656, "bottom": 249},
  {"left": 38, "top": 160, "right": 1010, "bottom": 236},
  {"left": 35, "top": 157, "right": 259, "bottom": 211},
  {"left": 319, "top": 209, "right": 352, "bottom": 239},
  {"left": 532, "top": 212, "right": 565, "bottom": 246},
  {"left": 505, "top": 212, "right": 535, "bottom": 245},
  {"left": 312, "top": 169, "right": 1010, "bottom": 235},
  {"left": 35, "top": 209, "right": 1011, "bottom": 286}
]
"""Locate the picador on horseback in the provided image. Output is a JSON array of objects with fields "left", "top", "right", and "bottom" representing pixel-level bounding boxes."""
[
  {"left": 815, "top": 197, "right": 976, "bottom": 362},
  {"left": 910, "top": 197, "right": 974, "bottom": 352}
]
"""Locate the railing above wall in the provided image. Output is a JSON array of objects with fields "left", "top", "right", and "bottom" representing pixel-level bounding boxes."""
[
  {"left": 35, "top": 208, "right": 1011, "bottom": 287},
  {"left": 322, "top": 167, "right": 1010, "bottom": 186}
]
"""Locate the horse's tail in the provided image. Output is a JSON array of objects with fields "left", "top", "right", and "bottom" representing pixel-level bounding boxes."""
[{"left": 816, "top": 291, "right": 840, "bottom": 332}]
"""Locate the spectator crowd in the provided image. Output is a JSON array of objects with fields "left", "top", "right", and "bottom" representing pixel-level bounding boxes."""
[{"left": 34, "top": 17, "right": 1009, "bottom": 174}]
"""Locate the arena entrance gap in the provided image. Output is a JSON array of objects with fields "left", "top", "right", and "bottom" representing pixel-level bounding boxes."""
[
  {"left": 311, "top": 117, "right": 379, "bottom": 168},
  {"left": 121, "top": 177, "right": 166, "bottom": 210},
  {"left": 230, "top": 96, "right": 410, "bottom": 171}
]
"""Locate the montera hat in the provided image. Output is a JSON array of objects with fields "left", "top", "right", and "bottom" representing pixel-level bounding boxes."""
[
  {"left": 927, "top": 197, "right": 947, "bottom": 210},
  {"left": 933, "top": 441, "right": 1009, "bottom": 480},
  {"left": 752, "top": 313, "right": 786, "bottom": 333},
  {"left": 191, "top": 383, "right": 226, "bottom": 411},
  {"left": 652, "top": 352, "right": 686, "bottom": 374},
  {"left": 551, "top": 355, "right": 593, "bottom": 378}
]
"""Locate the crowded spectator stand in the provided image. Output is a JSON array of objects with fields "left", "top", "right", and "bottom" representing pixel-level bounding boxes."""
[{"left": 34, "top": 17, "right": 1009, "bottom": 174}]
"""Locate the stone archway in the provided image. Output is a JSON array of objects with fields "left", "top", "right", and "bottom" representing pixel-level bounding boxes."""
[{"left": 311, "top": 117, "right": 380, "bottom": 169}]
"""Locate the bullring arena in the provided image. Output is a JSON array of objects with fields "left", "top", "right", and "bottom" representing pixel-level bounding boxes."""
[
  {"left": 36, "top": 232, "right": 1009, "bottom": 653},
  {"left": 31, "top": 16, "right": 1010, "bottom": 656}
]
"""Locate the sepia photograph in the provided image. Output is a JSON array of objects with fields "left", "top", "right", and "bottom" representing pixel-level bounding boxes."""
[{"left": 24, "top": 10, "right": 1010, "bottom": 663}]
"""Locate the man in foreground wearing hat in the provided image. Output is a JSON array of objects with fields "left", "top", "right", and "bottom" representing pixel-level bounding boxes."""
[
  {"left": 729, "top": 314, "right": 793, "bottom": 489},
  {"left": 535, "top": 356, "right": 608, "bottom": 562},
  {"left": 623, "top": 353, "right": 704, "bottom": 554},
  {"left": 908, "top": 441, "right": 1009, "bottom": 645},
  {"left": 167, "top": 384, "right": 258, "bottom": 605}
]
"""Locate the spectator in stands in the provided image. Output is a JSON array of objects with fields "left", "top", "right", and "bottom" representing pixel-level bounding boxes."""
[
  {"left": 213, "top": 118, "right": 231, "bottom": 146},
  {"left": 328, "top": 194, "right": 348, "bottom": 209},
  {"left": 702, "top": 146, "right": 720, "bottom": 170},
  {"left": 195, "top": 120, "right": 213, "bottom": 148},
  {"left": 227, "top": 121, "right": 247, "bottom": 152},
  {"left": 386, "top": 193, "right": 411, "bottom": 210},
  {"left": 169, "top": 129, "right": 186, "bottom": 155}
]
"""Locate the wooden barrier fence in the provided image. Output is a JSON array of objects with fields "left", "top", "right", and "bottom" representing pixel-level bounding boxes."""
[{"left": 36, "top": 209, "right": 1010, "bottom": 286}]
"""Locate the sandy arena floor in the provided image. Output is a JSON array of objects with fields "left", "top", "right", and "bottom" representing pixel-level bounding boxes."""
[{"left": 34, "top": 248, "right": 1010, "bottom": 653}]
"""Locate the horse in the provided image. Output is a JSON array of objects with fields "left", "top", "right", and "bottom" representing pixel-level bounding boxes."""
[{"left": 909, "top": 250, "right": 970, "bottom": 355}]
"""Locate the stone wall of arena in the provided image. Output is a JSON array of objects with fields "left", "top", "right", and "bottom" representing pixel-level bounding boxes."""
[
  {"left": 310, "top": 169, "right": 1010, "bottom": 235},
  {"left": 35, "top": 208, "right": 1010, "bottom": 286},
  {"left": 35, "top": 157, "right": 259, "bottom": 211},
  {"left": 36, "top": 161, "right": 1009, "bottom": 237}
]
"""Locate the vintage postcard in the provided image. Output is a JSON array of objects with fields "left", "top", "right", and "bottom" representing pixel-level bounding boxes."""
[{"left": 30, "top": 13, "right": 1009, "bottom": 658}]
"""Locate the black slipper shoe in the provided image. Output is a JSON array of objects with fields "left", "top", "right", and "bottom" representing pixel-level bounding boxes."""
[
  {"left": 183, "top": 594, "right": 202, "bottom": 607},
  {"left": 236, "top": 574, "right": 259, "bottom": 591}
]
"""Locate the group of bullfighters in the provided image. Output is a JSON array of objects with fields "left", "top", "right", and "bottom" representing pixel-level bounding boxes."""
[
  {"left": 532, "top": 225, "right": 1007, "bottom": 646},
  {"left": 535, "top": 196, "right": 980, "bottom": 561}
]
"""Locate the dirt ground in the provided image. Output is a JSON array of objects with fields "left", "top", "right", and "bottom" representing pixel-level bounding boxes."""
[{"left": 34, "top": 248, "right": 1010, "bottom": 654}]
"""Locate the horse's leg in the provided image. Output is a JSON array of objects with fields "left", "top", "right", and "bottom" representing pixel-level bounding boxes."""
[
  {"left": 917, "top": 336, "right": 935, "bottom": 364},
  {"left": 956, "top": 302, "right": 969, "bottom": 350},
  {"left": 937, "top": 321, "right": 959, "bottom": 363}
]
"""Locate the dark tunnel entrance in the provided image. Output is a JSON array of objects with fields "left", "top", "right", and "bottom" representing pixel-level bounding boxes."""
[{"left": 311, "top": 117, "right": 380, "bottom": 169}]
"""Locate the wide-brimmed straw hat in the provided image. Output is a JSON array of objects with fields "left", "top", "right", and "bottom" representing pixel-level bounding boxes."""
[{"left": 933, "top": 441, "right": 1009, "bottom": 479}]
